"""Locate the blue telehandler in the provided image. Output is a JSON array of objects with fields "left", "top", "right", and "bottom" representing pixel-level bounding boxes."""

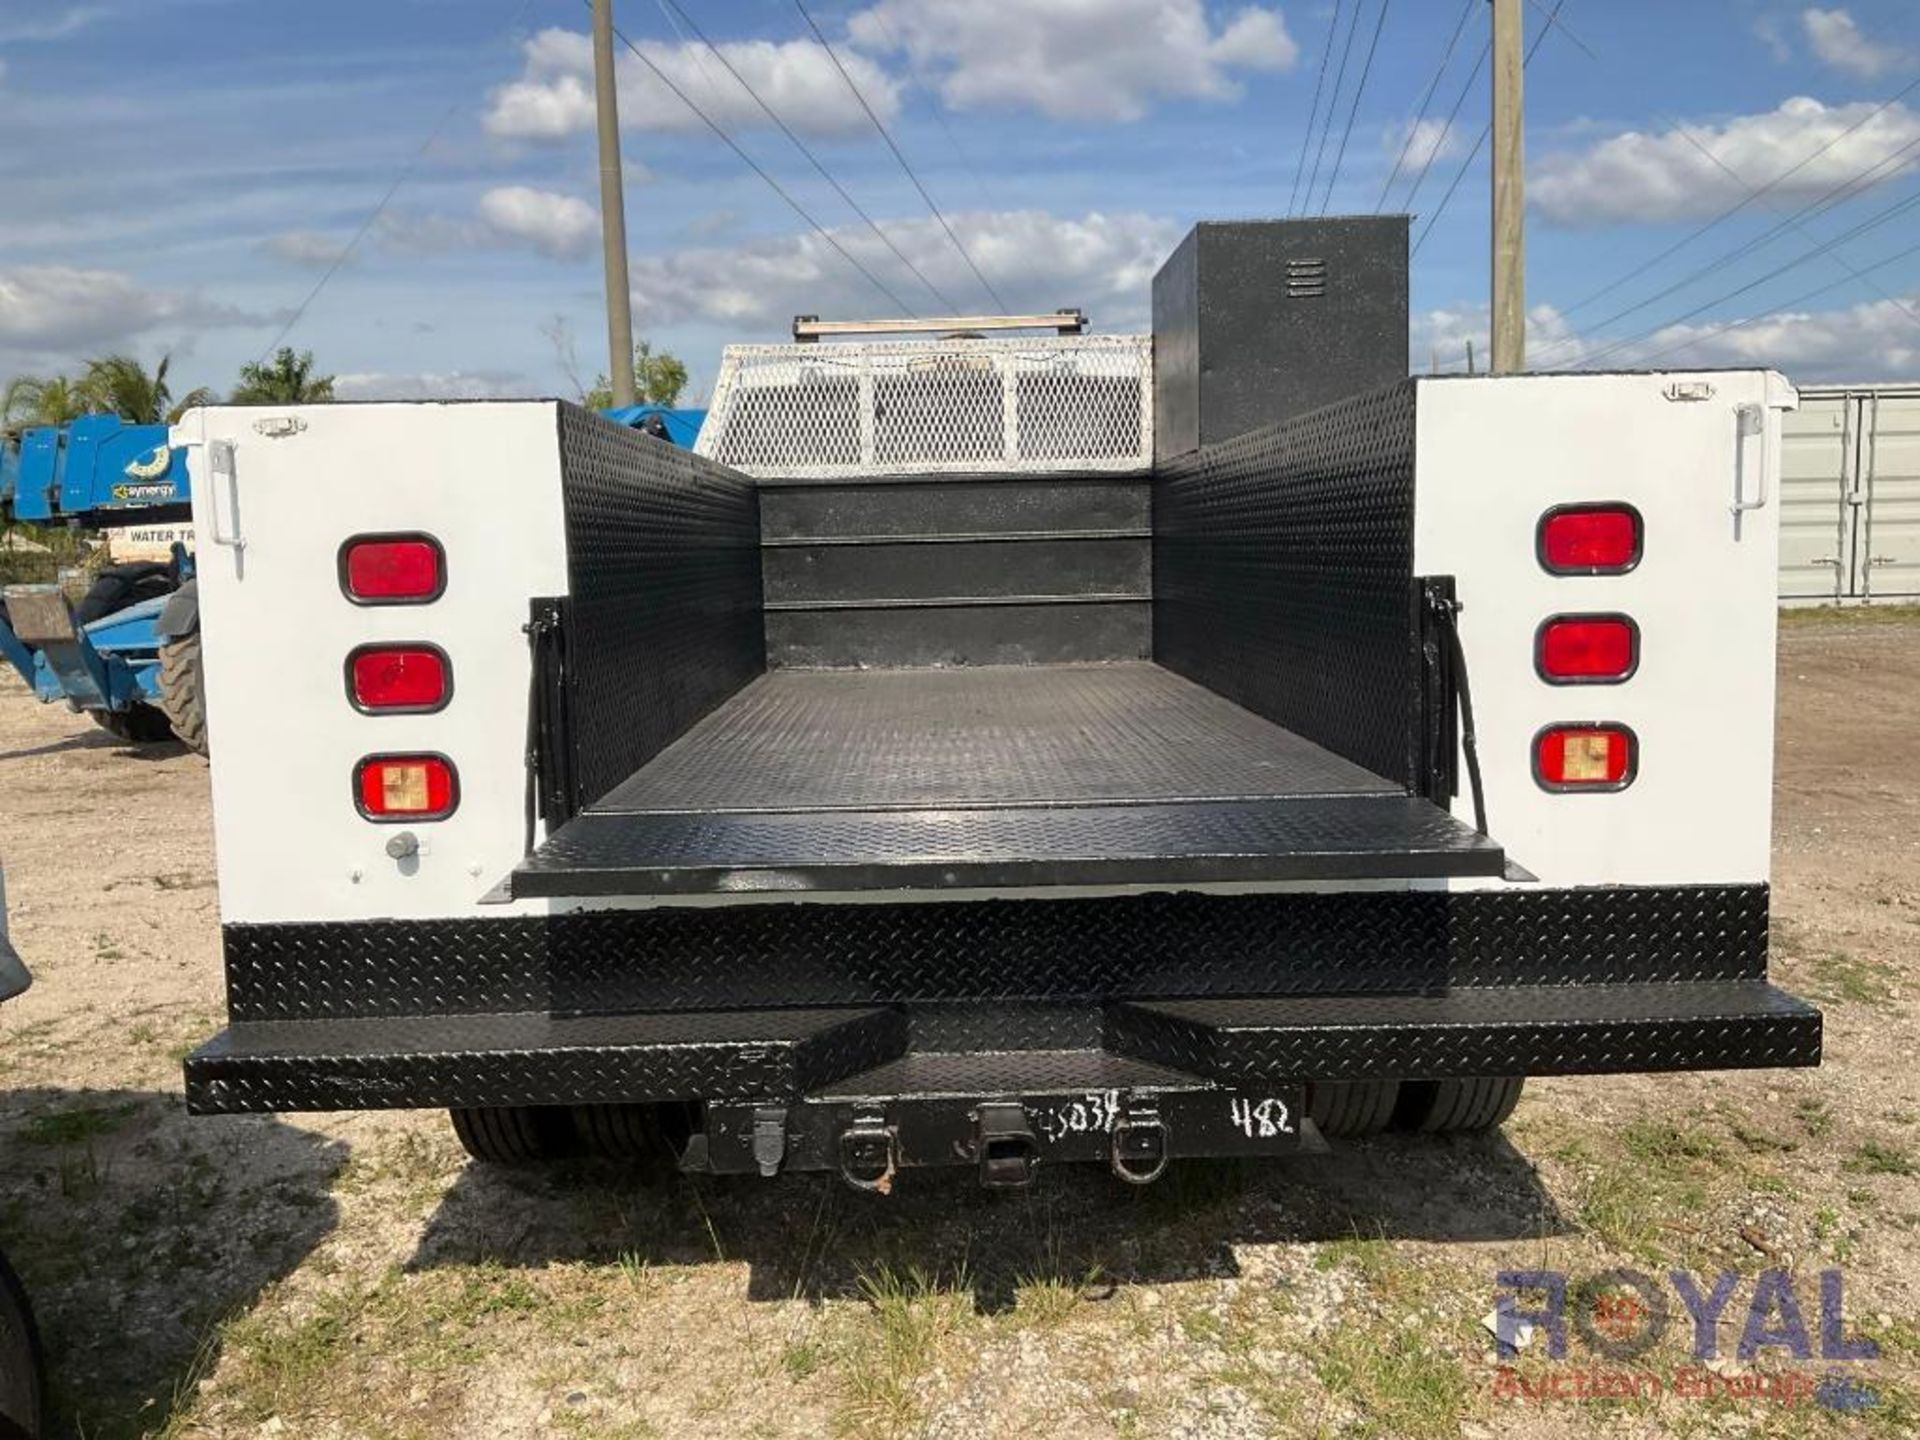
[{"left": 1, "top": 413, "right": 205, "bottom": 750}]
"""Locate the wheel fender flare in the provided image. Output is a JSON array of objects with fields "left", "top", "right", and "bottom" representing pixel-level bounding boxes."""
[{"left": 155, "top": 579, "right": 198, "bottom": 643}]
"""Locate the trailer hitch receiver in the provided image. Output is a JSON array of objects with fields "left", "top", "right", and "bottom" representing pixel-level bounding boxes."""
[{"left": 973, "top": 1103, "right": 1039, "bottom": 1188}]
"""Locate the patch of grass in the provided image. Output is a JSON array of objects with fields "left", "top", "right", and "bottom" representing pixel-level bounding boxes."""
[
  {"left": 1621, "top": 1119, "right": 1723, "bottom": 1167},
  {"left": 834, "top": 1262, "right": 972, "bottom": 1438},
  {"left": 19, "top": 1100, "right": 143, "bottom": 1146},
  {"left": 1010, "top": 1271, "right": 1090, "bottom": 1329},
  {"left": 1313, "top": 1318, "right": 1467, "bottom": 1439},
  {"left": 1314, "top": 1232, "right": 1400, "bottom": 1287},
  {"left": 781, "top": 1337, "right": 822, "bottom": 1382},
  {"left": 92, "top": 931, "right": 124, "bottom": 961},
  {"left": 553, "top": 1416, "right": 661, "bottom": 1440},
  {"left": 1797, "top": 1098, "right": 1834, "bottom": 1139},
  {"left": 1578, "top": 1167, "right": 1660, "bottom": 1257},
  {"left": 1804, "top": 947, "right": 1899, "bottom": 1006},
  {"left": 218, "top": 1280, "right": 378, "bottom": 1423},
  {"left": 1845, "top": 1140, "right": 1916, "bottom": 1176}
]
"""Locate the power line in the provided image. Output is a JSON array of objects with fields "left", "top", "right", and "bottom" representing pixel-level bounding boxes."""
[
  {"left": 1401, "top": 33, "right": 1489, "bottom": 214},
  {"left": 1554, "top": 73, "right": 1920, "bottom": 322},
  {"left": 1377, "top": 0, "right": 1476, "bottom": 212},
  {"left": 1632, "top": 234, "right": 1920, "bottom": 367},
  {"left": 1537, "top": 129, "right": 1920, "bottom": 359},
  {"left": 855, "top": 2, "right": 1002, "bottom": 212},
  {"left": 1519, "top": 22, "right": 1920, "bottom": 358},
  {"left": 1304, "top": 0, "right": 1366, "bottom": 216},
  {"left": 599, "top": 6, "right": 916, "bottom": 316},
  {"left": 1319, "top": 0, "right": 1395, "bottom": 215},
  {"left": 1410, "top": 0, "right": 1565, "bottom": 258},
  {"left": 260, "top": 0, "right": 544, "bottom": 360},
  {"left": 1287, "top": 0, "right": 1345, "bottom": 217},
  {"left": 661, "top": 0, "right": 957, "bottom": 312},
  {"left": 1605, "top": 123, "right": 1920, "bottom": 339},
  {"left": 1578, "top": 182, "right": 1920, "bottom": 368},
  {"left": 791, "top": 0, "right": 1007, "bottom": 311}
]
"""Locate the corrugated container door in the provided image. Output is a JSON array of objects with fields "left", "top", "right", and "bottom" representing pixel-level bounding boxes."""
[
  {"left": 1778, "top": 392, "right": 1854, "bottom": 601},
  {"left": 1861, "top": 390, "right": 1920, "bottom": 600}
]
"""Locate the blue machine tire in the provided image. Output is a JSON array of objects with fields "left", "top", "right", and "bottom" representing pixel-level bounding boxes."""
[
  {"left": 0, "top": 1247, "right": 43, "bottom": 1440},
  {"left": 156, "top": 630, "right": 207, "bottom": 756},
  {"left": 74, "top": 563, "right": 174, "bottom": 626}
]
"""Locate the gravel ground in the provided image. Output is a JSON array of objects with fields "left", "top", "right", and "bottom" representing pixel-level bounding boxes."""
[{"left": 0, "top": 612, "right": 1915, "bottom": 1439}]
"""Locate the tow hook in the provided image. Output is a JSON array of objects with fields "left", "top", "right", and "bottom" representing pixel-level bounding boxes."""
[
  {"left": 1110, "top": 1099, "right": 1170, "bottom": 1185},
  {"left": 838, "top": 1111, "right": 898, "bottom": 1193},
  {"left": 973, "top": 1102, "right": 1039, "bottom": 1188}
]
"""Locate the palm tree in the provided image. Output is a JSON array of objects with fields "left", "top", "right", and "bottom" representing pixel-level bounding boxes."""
[
  {"left": 75, "top": 353, "right": 216, "bottom": 424},
  {"left": 2, "top": 374, "right": 88, "bottom": 432},
  {"left": 231, "top": 348, "right": 335, "bottom": 405}
]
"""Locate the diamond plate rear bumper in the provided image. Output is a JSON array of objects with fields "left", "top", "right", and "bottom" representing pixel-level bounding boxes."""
[{"left": 183, "top": 981, "right": 1818, "bottom": 1116}]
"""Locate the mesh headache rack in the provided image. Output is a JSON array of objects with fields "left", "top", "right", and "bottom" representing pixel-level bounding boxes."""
[{"left": 695, "top": 331, "right": 1154, "bottom": 479}]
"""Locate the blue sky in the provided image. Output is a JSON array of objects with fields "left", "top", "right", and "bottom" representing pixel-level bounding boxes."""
[{"left": 2, "top": 0, "right": 1916, "bottom": 401}]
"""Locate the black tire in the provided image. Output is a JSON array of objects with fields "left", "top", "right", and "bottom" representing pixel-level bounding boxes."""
[
  {"left": 570, "top": 1102, "right": 697, "bottom": 1166},
  {"left": 156, "top": 630, "right": 207, "bottom": 755},
  {"left": 74, "top": 563, "right": 174, "bottom": 626},
  {"left": 91, "top": 703, "right": 178, "bottom": 744},
  {"left": 1393, "top": 1077, "right": 1526, "bottom": 1134},
  {"left": 1307, "top": 1081, "right": 1401, "bottom": 1138},
  {"left": 448, "top": 1106, "right": 574, "bottom": 1165},
  {"left": 0, "top": 1248, "right": 44, "bottom": 1440}
]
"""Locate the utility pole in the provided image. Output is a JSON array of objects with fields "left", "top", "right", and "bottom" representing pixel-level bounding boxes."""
[
  {"left": 592, "top": 0, "right": 638, "bottom": 407},
  {"left": 1490, "top": 0, "right": 1525, "bottom": 373}
]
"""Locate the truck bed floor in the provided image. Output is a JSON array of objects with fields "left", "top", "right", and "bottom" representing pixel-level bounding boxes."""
[
  {"left": 594, "top": 663, "right": 1399, "bottom": 814},
  {"left": 512, "top": 663, "right": 1503, "bottom": 897}
]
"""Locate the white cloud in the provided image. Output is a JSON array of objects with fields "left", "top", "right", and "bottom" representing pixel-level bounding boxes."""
[
  {"left": 333, "top": 370, "right": 533, "bottom": 401},
  {"left": 1532, "top": 96, "right": 1920, "bottom": 226},
  {"left": 0, "top": 6, "right": 104, "bottom": 44},
  {"left": 0, "top": 265, "right": 263, "bottom": 356},
  {"left": 1802, "top": 8, "right": 1911, "bottom": 80},
  {"left": 847, "top": 0, "right": 1297, "bottom": 122},
  {"left": 626, "top": 209, "right": 1181, "bottom": 331},
  {"left": 1414, "top": 293, "right": 1920, "bottom": 384},
  {"left": 1387, "top": 117, "right": 1459, "bottom": 175},
  {"left": 373, "top": 189, "right": 599, "bottom": 261},
  {"left": 477, "top": 186, "right": 597, "bottom": 259},
  {"left": 484, "top": 27, "right": 898, "bottom": 142},
  {"left": 259, "top": 231, "right": 351, "bottom": 269}
]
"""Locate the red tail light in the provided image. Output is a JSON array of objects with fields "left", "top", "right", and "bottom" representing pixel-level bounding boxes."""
[
  {"left": 1534, "top": 725, "right": 1637, "bottom": 791},
  {"left": 340, "top": 534, "right": 445, "bottom": 603},
  {"left": 347, "top": 645, "right": 451, "bottom": 713},
  {"left": 355, "top": 754, "right": 458, "bottom": 820},
  {"left": 1538, "top": 505, "right": 1642, "bottom": 575},
  {"left": 1536, "top": 615, "right": 1638, "bottom": 683}
]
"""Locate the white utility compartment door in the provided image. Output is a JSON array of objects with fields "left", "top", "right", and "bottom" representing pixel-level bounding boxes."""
[
  {"left": 178, "top": 402, "right": 571, "bottom": 924},
  {"left": 1414, "top": 371, "right": 1792, "bottom": 889}
]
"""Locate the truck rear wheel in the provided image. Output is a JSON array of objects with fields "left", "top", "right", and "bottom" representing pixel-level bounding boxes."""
[
  {"left": 1393, "top": 1077, "right": 1525, "bottom": 1133},
  {"left": 0, "top": 1248, "right": 44, "bottom": 1440},
  {"left": 448, "top": 1106, "right": 573, "bottom": 1165},
  {"left": 1306, "top": 1081, "right": 1401, "bottom": 1137},
  {"left": 156, "top": 630, "right": 207, "bottom": 755}
]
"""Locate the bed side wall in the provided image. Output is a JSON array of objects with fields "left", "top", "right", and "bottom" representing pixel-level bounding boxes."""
[
  {"left": 1152, "top": 381, "right": 1419, "bottom": 787},
  {"left": 555, "top": 405, "right": 765, "bottom": 809}
]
